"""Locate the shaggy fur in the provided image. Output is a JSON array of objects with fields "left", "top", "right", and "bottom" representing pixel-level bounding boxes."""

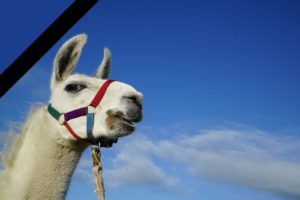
[{"left": 0, "top": 106, "right": 85, "bottom": 200}]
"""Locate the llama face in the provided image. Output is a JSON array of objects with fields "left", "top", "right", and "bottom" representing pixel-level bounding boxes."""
[{"left": 49, "top": 34, "right": 143, "bottom": 143}]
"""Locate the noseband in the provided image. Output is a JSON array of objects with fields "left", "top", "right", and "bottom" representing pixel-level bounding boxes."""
[{"left": 47, "top": 80, "right": 117, "bottom": 147}]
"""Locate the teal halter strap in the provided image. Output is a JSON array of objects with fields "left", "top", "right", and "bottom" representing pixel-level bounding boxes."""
[{"left": 47, "top": 104, "right": 61, "bottom": 121}]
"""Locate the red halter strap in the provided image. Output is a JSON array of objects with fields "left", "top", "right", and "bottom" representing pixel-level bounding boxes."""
[
  {"left": 48, "top": 80, "right": 116, "bottom": 144},
  {"left": 63, "top": 121, "right": 88, "bottom": 142},
  {"left": 90, "top": 80, "right": 115, "bottom": 107}
]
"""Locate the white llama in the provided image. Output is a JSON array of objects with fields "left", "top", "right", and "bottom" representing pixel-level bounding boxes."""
[{"left": 0, "top": 34, "right": 143, "bottom": 200}]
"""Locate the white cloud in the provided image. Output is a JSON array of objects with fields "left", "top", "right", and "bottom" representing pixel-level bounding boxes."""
[
  {"left": 177, "top": 129, "right": 300, "bottom": 196},
  {"left": 101, "top": 126, "right": 300, "bottom": 197},
  {"left": 73, "top": 124, "right": 300, "bottom": 198},
  {"left": 73, "top": 142, "right": 179, "bottom": 190},
  {"left": 105, "top": 153, "right": 179, "bottom": 188}
]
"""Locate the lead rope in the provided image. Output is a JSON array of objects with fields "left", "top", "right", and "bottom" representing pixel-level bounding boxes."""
[{"left": 91, "top": 144, "right": 105, "bottom": 200}]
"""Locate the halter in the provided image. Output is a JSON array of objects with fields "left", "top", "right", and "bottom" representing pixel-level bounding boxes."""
[{"left": 47, "top": 80, "right": 117, "bottom": 147}]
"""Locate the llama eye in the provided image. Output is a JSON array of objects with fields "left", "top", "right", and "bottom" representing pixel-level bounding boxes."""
[{"left": 65, "top": 83, "right": 86, "bottom": 93}]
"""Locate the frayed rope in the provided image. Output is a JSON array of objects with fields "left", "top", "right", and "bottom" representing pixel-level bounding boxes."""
[{"left": 91, "top": 145, "right": 105, "bottom": 200}]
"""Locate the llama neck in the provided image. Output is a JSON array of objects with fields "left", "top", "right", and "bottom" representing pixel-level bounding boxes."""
[{"left": 0, "top": 107, "right": 86, "bottom": 200}]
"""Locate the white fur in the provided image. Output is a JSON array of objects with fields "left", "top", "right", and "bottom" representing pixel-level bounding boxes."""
[{"left": 0, "top": 34, "right": 143, "bottom": 200}]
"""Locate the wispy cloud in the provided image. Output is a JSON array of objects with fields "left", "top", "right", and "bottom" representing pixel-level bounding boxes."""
[
  {"left": 105, "top": 150, "right": 179, "bottom": 188},
  {"left": 177, "top": 130, "right": 300, "bottom": 197},
  {"left": 74, "top": 123, "right": 300, "bottom": 198}
]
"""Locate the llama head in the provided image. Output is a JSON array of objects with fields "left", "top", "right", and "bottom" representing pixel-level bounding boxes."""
[{"left": 49, "top": 34, "right": 143, "bottom": 144}]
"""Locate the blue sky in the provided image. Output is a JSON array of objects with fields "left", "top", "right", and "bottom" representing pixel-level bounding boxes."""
[{"left": 1, "top": 0, "right": 300, "bottom": 199}]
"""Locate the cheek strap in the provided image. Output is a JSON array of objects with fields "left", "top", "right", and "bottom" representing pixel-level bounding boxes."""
[{"left": 87, "top": 113, "right": 95, "bottom": 141}]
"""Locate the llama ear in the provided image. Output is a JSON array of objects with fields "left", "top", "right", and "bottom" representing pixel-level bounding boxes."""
[
  {"left": 94, "top": 48, "right": 111, "bottom": 79},
  {"left": 51, "top": 34, "right": 87, "bottom": 88}
]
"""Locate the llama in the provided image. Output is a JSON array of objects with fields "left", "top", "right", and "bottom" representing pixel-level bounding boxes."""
[{"left": 0, "top": 34, "right": 143, "bottom": 200}]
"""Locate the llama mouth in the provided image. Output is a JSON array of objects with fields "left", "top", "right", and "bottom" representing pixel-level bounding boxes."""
[
  {"left": 97, "top": 136, "right": 118, "bottom": 148},
  {"left": 116, "top": 116, "right": 135, "bottom": 128}
]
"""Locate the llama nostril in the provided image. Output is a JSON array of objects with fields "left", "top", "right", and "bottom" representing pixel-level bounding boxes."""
[
  {"left": 126, "top": 95, "right": 139, "bottom": 104},
  {"left": 126, "top": 93, "right": 143, "bottom": 104}
]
